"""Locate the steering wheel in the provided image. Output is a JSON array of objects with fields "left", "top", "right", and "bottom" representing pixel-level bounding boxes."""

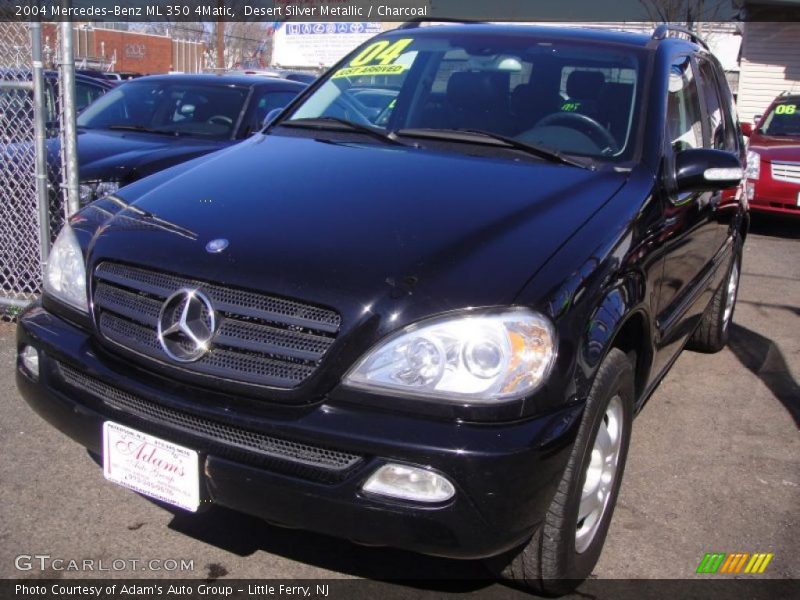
[
  {"left": 332, "top": 91, "right": 377, "bottom": 127},
  {"left": 534, "top": 112, "right": 618, "bottom": 154},
  {"left": 207, "top": 115, "right": 233, "bottom": 126}
]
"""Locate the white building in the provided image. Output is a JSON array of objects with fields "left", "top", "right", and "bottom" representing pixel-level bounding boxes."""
[{"left": 737, "top": 2, "right": 800, "bottom": 123}]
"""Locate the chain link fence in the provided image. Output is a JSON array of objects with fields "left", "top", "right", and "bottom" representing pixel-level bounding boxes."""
[{"left": 0, "top": 23, "right": 68, "bottom": 319}]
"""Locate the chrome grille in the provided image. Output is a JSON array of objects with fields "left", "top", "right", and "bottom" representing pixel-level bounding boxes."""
[
  {"left": 771, "top": 161, "right": 800, "bottom": 185},
  {"left": 57, "top": 362, "right": 362, "bottom": 479},
  {"left": 93, "top": 262, "right": 340, "bottom": 389}
]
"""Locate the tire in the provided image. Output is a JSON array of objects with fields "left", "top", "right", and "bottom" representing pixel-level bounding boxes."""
[
  {"left": 687, "top": 244, "right": 742, "bottom": 353},
  {"left": 488, "top": 348, "right": 635, "bottom": 595}
]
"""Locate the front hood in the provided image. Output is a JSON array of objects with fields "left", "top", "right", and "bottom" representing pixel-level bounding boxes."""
[
  {"left": 749, "top": 136, "right": 800, "bottom": 162},
  {"left": 88, "top": 134, "right": 628, "bottom": 328},
  {"left": 56, "top": 129, "right": 227, "bottom": 182}
]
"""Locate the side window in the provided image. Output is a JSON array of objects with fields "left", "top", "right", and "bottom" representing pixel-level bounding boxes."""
[
  {"left": 666, "top": 56, "right": 703, "bottom": 152},
  {"left": 252, "top": 90, "right": 299, "bottom": 129},
  {"left": 697, "top": 58, "right": 736, "bottom": 152},
  {"left": 75, "top": 81, "right": 105, "bottom": 112}
]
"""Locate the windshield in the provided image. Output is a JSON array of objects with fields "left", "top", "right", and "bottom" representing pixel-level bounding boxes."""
[
  {"left": 77, "top": 80, "right": 249, "bottom": 138},
  {"left": 281, "top": 32, "right": 644, "bottom": 160},
  {"left": 760, "top": 100, "right": 800, "bottom": 136}
]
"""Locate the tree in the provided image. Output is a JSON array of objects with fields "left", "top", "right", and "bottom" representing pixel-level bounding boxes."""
[
  {"left": 638, "top": 0, "right": 741, "bottom": 31},
  {"left": 129, "top": 21, "right": 272, "bottom": 71}
]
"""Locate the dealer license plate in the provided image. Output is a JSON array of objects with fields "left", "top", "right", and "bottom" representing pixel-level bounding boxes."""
[{"left": 102, "top": 421, "right": 200, "bottom": 512}]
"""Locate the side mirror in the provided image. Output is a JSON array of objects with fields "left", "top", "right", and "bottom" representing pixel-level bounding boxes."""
[
  {"left": 674, "top": 148, "right": 743, "bottom": 193},
  {"left": 262, "top": 107, "right": 284, "bottom": 129},
  {"left": 753, "top": 114, "right": 761, "bottom": 125},
  {"left": 740, "top": 122, "right": 752, "bottom": 137}
]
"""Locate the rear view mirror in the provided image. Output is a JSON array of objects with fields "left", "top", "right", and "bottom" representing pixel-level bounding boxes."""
[
  {"left": 674, "top": 148, "right": 743, "bottom": 193},
  {"left": 262, "top": 108, "right": 284, "bottom": 129}
]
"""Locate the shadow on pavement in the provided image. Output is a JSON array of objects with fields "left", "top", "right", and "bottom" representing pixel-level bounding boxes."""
[
  {"left": 90, "top": 447, "right": 493, "bottom": 590},
  {"left": 748, "top": 214, "right": 800, "bottom": 240},
  {"left": 738, "top": 299, "right": 800, "bottom": 317},
  {"left": 728, "top": 323, "right": 800, "bottom": 428},
  {"left": 165, "top": 504, "right": 496, "bottom": 591}
]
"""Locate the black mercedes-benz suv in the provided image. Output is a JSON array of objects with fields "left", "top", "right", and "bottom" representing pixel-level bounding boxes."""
[{"left": 16, "top": 23, "right": 747, "bottom": 593}]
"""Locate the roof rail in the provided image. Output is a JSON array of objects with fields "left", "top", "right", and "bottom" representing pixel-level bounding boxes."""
[
  {"left": 398, "top": 18, "right": 487, "bottom": 30},
  {"left": 651, "top": 24, "right": 709, "bottom": 50}
]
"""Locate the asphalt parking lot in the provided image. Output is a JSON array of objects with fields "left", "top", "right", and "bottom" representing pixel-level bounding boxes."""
[{"left": 0, "top": 217, "right": 797, "bottom": 596}]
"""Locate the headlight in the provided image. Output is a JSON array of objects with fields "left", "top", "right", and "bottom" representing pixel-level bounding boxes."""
[
  {"left": 43, "top": 225, "right": 88, "bottom": 313},
  {"left": 79, "top": 180, "right": 120, "bottom": 205},
  {"left": 343, "top": 309, "right": 556, "bottom": 403},
  {"left": 745, "top": 151, "right": 761, "bottom": 180}
]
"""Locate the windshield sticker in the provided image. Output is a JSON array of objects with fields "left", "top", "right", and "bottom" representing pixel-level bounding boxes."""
[
  {"left": 561, "top": 102, "right": 582, "bottom": 112},
  {"left": 333, "top": 64, "right": 408, "bottom": 79},
  {"left": 775, "top": 104, "right": 797, "bottom": 115},
  {"left": 332, "top": 38, "right": 414, "bottom": 80}
]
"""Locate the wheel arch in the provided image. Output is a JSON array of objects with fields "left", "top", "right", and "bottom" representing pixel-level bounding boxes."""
[
  {"left": 576, "top": 276, "right": 654, "bottom": 405},
  {"left": 607, "top": 310, "right": 652, "bottom": 402}
]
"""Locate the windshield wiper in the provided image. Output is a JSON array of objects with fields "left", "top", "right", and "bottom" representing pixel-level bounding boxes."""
[
  {"left": 395, "top": 128, "right": 593, "bottom": 169},
  {"left": 106, "top": 124, "right": 182, "bottom": 136},
  {"left": 280, "top": 117, "right": 407, "bottom": 146}
]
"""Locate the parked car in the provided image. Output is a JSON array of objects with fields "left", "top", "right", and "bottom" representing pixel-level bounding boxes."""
[
  {"left": 76, "top": 69, "right": 115, "bottom": 83},
  {"left": 57, "top": 73, "right": 306, "bottom": 205},
  {"left": 17, "top": 24, "right": 746, "bottom": 595},
  {"left": 227, "top": 68, "right": 319, "bottom": 84},
  {"left": 0, "top": 69, "right": 113, "bottom": 142},
  {"left": 743, "top": 92, "right": 800, "bottom": 216},
  {"left": 104, "top": 71, "right": 142, "bottom": 81}
]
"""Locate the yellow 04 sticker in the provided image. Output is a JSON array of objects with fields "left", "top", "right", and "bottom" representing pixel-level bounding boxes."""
[{"left": 332, "top": 38, "right": 414, "bottom": 79}]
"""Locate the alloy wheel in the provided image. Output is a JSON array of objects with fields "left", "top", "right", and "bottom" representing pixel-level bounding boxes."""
[{"left": 575, "top": 395, "right": 624, "bottom": 553}]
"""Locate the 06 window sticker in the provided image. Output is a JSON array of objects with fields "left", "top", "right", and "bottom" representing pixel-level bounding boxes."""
[{"left": 774, "top": 104, "right": 796, "bottom": 115}]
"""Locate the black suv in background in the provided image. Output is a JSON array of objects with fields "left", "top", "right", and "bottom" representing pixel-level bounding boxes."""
[
  {"left": 17, "top": 24, "right": 746, "bottom": 594},
  {"left": 0, "top": 69, "right": 113, "bottom": 143}
]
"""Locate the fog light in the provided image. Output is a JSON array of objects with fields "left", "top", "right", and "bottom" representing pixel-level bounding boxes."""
[
  {"left": 362, "top": 464, "right": 455, "bottom": 503},
  {"left": 20, "top": 345, "right": 40, "bottom": 379}
]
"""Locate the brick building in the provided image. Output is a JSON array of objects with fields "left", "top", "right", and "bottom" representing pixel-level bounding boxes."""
[{"left": 42, "top": 24, "right": 204, "bottom": 74}]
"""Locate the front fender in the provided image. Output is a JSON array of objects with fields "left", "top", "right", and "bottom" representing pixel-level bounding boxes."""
[
  {"left": 516, "top": 170, "right": 660, "bottom": 414},
  {"left": 577, "top": 283, "right": 652, "bottom": 402}
]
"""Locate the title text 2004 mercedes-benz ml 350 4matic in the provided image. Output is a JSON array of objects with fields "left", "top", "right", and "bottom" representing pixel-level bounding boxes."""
[{"left": 17, "top": 23, "right": 747, "bottom": 594}]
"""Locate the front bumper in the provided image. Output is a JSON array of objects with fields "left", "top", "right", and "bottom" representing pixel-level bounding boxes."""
[
  {"left": 16, "top": 304, "right": 581, "bottom": 560},
  {"left": 748, "top": 175, "right": 800, "bottom": 215}
]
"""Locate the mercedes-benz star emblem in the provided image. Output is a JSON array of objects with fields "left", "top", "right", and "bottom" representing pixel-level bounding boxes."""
[
  {"left": 157, "top": 289, "right": 217, "bottom": 363},
  {"left": 206, "top": 238, "right": 229, "bottom": 254}
]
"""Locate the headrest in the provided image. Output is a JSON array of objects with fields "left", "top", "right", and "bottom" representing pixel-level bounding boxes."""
[
  {"left": 566, "top": 71, "right": 606, "bottom": 100},
  {"left": 447, "top": 71, "right": 506, "bottom": 112},
  {"left": 510, "top": 83, "right": 534, "bottom": 114}
]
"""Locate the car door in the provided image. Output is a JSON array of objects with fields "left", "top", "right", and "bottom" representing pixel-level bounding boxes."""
[{"left": 652, "top": 54, "right": 726, "bottom": 374}]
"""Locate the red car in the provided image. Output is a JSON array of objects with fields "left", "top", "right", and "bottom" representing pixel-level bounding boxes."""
[{"left": 743, "top": 92, "right": 800, "bottom": 216}]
